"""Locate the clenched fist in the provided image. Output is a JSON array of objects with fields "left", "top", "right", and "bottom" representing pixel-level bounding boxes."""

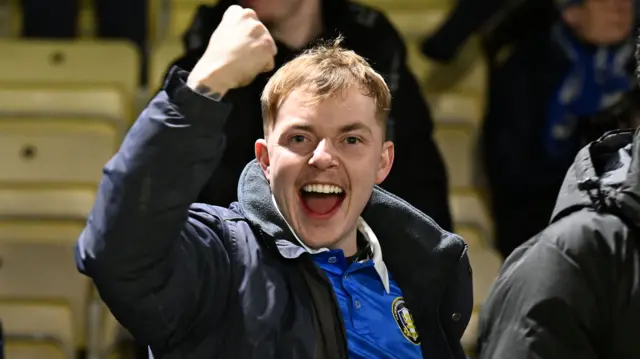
[{"left": 187, "top": 5, "right": 277, "bottom": 98}]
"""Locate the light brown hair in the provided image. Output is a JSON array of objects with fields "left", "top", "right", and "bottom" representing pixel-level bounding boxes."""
[{"left": 260, "top": 36, "right": 391, "bottom": 136}]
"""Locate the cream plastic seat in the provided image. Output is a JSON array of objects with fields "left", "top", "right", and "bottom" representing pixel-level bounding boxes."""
[
  {"left": 0, "top": 85, "right": 131, "bottom": 135},
  {"left": 168, "top": 2, "right": 202, "bottom": 40},
  {"left": 434, "top": 124, "right": 478, "bottom": 189},
  {"left": 0, "top": 301, "right": 74, "bottom": 359},
  {"left": 387, "top": 9, "right": 447, "bottom": 39},
  {"left": 86, "top": 298, "right": 131, "bottom": 359},
  {"left": 0, "top": 189, "right": 95, "bottom": 221},
  {"left": 449, "top": 190, "right": 493, "bottom": 244},
  {"left": 461, "top": 245, "right": 503, "bottom": 353},
  {"left": 0, "top": 234, "right": 89, "bottom": 351},
  {"left": 0, "top": 118, "right": 117, "bottom": 185},
  {"left": 6, "top": 341, "right": 67, "bottom": 359},
  {"left": 455, "top": 225, "right": 485, "bottom": 249},
  {"left": 0, "top": 40, "right": 139, "bottom": 98},
  {"left": 149, "top": 41, "right": 183, "bottom": 93},
  {"left": 429, "top": 93, "right": 483, "bottom": 127}
]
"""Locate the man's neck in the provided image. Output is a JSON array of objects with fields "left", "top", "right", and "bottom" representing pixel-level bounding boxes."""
[
  {"left": 270, "top": 0, "right": 323, "bottom": 50},
  {"left": 330, "top": 227, "right": 358, "bottom": 257}
]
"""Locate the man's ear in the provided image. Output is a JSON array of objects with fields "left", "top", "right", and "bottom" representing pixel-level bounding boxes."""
[
  {"left": 375, "top": 141, "right": 394, "bottom": 184},
  {"left": 255, "top": 138, "right": 271, "bottom": 181}
]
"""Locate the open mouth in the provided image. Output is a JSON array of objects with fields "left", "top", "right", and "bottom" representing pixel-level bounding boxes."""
[{"left": 299, "top": 183, "right": 346, "bottom": 217}]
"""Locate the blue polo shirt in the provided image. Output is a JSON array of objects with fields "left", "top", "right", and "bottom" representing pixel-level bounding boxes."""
[{"left": 313, "top": 246, "right": 423, "bottom": 359}]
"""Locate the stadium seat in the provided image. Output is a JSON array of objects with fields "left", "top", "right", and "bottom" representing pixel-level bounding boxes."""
[
  {"left": 6, "top": 341, "right": 67, "bottom": 359},
  {"left": 433, "top": 124, "right": 478, "bottom": 189},
  {"left": 149, "top": 41, "right": 183, "bottom": 93},
  {"left": 455, "top": 225, "right": 485, "bottom": 249},
  {"left": 0, "top": 118, "right": 117, "bottom": 185},
  {"left": 387, "top": 9, "right": 447, "bottom": 39},
  {"left": 0, "top": 85, "right": 131, "bottom": 136},
  {"left": 0, "top": 40, "right": 140, "bottom": 98},
  {"left": 0, "top": 189, "right": 95, "bottom": 220},
  {"left": 0, "top": 221, "right": 86, "bottom": 245},
  {"left": 449, "top": 190, "right": 493, "bottom": 245},
  {"left": 462, "top": 245, "right": 503, "bottom": 353},
  {"left": 169, "top": 2, "right": 201, "bottom": 40},
  {"left": 429, "top": 92, "right": 483, "bottom": 127},
  {"left": 0, "top": 301, "right": 73, "bottom": 359},
  {"left": 0, "top": 238, "right": 89, "bottom": 351}
]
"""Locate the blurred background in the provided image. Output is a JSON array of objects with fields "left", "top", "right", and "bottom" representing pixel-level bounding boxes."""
[{"left": 0, "top": 0, "right": 637, "bottom": 358}]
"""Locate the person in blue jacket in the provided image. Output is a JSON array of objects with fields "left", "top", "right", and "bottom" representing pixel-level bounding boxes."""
[{"left": 75, "top": 5, "right": 472, "bottom": 359}]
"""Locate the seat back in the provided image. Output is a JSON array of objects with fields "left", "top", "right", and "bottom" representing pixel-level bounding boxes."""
[
  {"left": 0, "top": 85, "right": 131, "bottom": 136},
  {"left": 0, "top": 40, "right": 139, "bottom": 98}
]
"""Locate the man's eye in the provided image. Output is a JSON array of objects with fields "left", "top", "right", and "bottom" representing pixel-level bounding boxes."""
[
  {"left": 345, "top": 136, "right": 361, "bottom": 144},
  {"left": 291, "top": 135, "right": 307, "bottom": 143}
]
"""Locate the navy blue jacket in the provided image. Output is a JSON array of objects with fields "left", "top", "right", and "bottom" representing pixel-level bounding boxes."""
[{"left": 75, "top": 68, "right": 473, "bottom": 359}]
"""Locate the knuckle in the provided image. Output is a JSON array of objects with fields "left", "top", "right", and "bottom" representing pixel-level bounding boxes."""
[{"left": 241, "top": 8, "right": 257, "bottom": 19}]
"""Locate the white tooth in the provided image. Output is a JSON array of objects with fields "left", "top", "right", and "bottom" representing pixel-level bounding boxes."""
[{"left": 302, "top": 184, "right": 344, "bottom": 193}]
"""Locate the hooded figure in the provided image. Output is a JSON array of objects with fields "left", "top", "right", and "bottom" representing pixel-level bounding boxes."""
[{"left": 476, "top": 128, "right": 640, "bottom": 358}]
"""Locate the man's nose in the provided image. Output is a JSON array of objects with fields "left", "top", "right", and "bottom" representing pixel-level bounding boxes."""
[{"left": 308, "top": 139, "right": 337, "bottom": 169}]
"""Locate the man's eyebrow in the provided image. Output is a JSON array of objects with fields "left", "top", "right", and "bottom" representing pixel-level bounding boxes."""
[
  {"left": 340, "top": 122, "right": 372, "bottom": 134},
  {"left": 289, "top": 124, "right": 315, "bottom": 132}
]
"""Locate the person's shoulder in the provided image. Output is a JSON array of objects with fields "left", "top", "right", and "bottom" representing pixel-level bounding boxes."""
[
  {"left": 501, "top": 208, "right": 629, "bottom": 282},
  {"left": 540, "top": 209, "right": 628, "bottom": 260},
  {"left": 342, "top": 2, "right": 404, "bottom": 47}
]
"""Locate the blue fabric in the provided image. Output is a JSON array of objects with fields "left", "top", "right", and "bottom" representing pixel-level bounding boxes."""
[
  {"left": 313, "top": 250, "right": 423, "bottom": 359},
  {"left": 544, "top": 25, "right": 633, "bottom": 161}
]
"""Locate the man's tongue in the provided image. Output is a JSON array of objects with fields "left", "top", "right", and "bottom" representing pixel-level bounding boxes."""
[{"left": 302, "top": 193, "right": 341, "bottom": 215}]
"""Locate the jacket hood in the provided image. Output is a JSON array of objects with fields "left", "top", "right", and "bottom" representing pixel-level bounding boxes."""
[{"left": 551, "top": 128, "right": 640, "bottom": 229}]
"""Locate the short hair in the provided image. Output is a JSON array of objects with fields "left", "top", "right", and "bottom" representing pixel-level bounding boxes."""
[{"left": 260, "top": 36, "right": 391, "bottom": 136}]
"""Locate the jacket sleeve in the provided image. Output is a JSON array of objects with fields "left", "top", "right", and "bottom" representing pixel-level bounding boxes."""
[
  {"left": 440, "top": 244, "right": 473, "bottom": 358},
  {"left": 374, "top": 14, "right": 453, "bottom": 231},
  {"left": 75, "top": 67, "right": 234, "bottom": 350},
  {"left": 420, "top": 0, "right": 509, "bottom": 62},
  {"left": 477, "top": 223, "right": 607, "bottom": 359}
]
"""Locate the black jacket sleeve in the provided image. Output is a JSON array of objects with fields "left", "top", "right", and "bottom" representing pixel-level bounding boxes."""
[
  {"left": 476, "top": 213, "right": 616, "bottom": 359},
  {"left": 75, "top": 67, "right": 234, "bottom": 350},
  {"left": 440, "top": 246, "right": 473, "bottom": 357},
  {"left": 372, "top": 13, "right": 453, "bottom": 231}
]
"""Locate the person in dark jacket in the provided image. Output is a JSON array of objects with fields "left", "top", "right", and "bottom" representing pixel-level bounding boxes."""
[
  {"left": 162, "top": 0, "right": 454, "bottom": 231},
  {"left": 476, "top": 127, "right": 640, "bottom": 358},
  {"left": 77, "top": 6, "right": 472, "bottom": 359},
  {"left": 437, "top": 0, "right": 635, "bottom": 259}
]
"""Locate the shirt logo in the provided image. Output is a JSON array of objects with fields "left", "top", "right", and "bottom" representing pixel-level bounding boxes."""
[{"left": 391, "top": 297, "right": 420, "bottom": 345}]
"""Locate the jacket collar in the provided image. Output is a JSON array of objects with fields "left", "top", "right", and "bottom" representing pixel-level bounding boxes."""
[
  {"left": 270, "top": 193, "right": 390, "bottom": 293},
  {"left": 236, "top": 159, "right": 465, "bottom": 294}
]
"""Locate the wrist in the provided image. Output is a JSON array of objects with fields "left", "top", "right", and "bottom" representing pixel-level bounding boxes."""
[{"left": 186, "top": 68, "right": 234, "bottom": 100}]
